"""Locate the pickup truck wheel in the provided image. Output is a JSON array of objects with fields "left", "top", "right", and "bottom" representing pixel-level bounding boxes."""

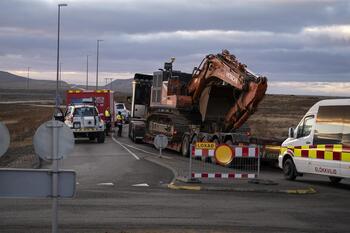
[
  {"left": 97, "top": 132, "right": 105, "bottom": 143},
  {"left": 283, "top": 158, "right": 297, "bottom": 180},
  {"left": 181, "top": 135, "right": 190, "bottom": 157},
  {"left": 329, "top": 176, "right": 342, "bottom": 184}
]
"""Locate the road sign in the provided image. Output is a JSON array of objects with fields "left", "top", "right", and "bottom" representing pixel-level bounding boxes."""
[
  {"left": 195, "top": 142, "right": 216, "bottom": 150},
  {"left": 154, "top": 134, "right": 168, "bottom": 150},
  {"left": 33, "top": 120, "right": 74, "bottom": 160},
  {"left": 0, "top": 122, "right": 10, "bottom": 158},
  {"left": 215, "top": 144, "right": 234, "bottom": 166},
  {"left": 0, "top": 169, "right": 76, "bottom": 198}
]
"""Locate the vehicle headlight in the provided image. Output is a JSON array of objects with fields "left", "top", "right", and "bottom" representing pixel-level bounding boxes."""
[{"left": 73, "top": 122, "right": 81, "bottom": 129}]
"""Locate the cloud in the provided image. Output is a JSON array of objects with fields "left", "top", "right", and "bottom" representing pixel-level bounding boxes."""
[{"left": 1, "top": 0, "right": 350, "bottom": 96}]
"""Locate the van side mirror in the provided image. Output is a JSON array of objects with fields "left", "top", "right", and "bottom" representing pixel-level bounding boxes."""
[{"left": 288, "top": 127, "right": 294, "bottom": 138}]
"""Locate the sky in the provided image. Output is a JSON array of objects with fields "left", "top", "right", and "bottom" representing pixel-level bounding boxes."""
[{"left": 1, "top": 0, "right": 350, "bottom": 96}]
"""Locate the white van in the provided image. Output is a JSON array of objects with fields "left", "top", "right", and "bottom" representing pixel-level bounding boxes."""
[{"left": 279, "top": 99, "right": 350, "bottom": 183}]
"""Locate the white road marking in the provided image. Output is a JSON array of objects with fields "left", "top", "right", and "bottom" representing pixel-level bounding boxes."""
[
  {"left": 120, "top": 142, "right": 172, "bottom": 160},
  {"left": 132, "top": 183, "right": 150, "bottom": 187},
  {"left": 97, "top": 182, "right": 115, "bottom": 186},
  {"left": 112, "top": 135, "right": 140, "bottom": 160}
]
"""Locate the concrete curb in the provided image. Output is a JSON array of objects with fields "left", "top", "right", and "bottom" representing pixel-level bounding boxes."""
[{"left": 168, "top": 183, "right": 317, "bottom": 194}]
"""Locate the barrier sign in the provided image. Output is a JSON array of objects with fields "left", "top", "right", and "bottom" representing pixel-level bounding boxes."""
[
  {"left": 0, "top": 122, "right": 10, "bottom": 158},
  {"left": 0, "top": 169, "right": 76, "bottom": 198},
  {"left": 195, "top": 142, "right": 216, "bottom": 150}
]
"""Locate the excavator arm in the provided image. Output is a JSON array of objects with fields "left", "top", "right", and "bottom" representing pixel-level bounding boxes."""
[{"left": 187, "top": 50, "right": 267, "bottom": 131}]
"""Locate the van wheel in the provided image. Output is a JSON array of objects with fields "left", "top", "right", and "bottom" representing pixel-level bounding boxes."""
[
  {"left": 181, "top": 135, "right": 190, "bottom": 157},
  {"left": 329, "top": 176, "right": 342, "bottom": 184},
  {"left": 97, "top": 132, "right": 105, "bottom": 143},
  {"left": 283, "top": 158, "right": 297, "bottom": 180}
]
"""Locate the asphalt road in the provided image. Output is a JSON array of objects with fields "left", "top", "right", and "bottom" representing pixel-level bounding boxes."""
[{"left": 0, "top": 130, "right": 349, "bottom": 233}]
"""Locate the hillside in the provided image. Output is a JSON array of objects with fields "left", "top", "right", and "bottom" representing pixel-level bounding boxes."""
[
  {"left": 103, "top": 78, "right": 133, "bottom": 94},
  {"left": 0, "top": 71, "right": 70, "bottom": 90}
]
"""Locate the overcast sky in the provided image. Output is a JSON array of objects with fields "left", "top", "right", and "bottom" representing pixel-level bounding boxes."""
[{"left": 1, "top": 0, "right": 350, "bottom": 95}]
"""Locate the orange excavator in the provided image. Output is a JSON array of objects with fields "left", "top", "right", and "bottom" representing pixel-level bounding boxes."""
[
  {"left": 129, "top": 50, "right": 267, "bottom": 156},
  {"left": 188, "top": 49, "right": 267, "bottom": 131}
]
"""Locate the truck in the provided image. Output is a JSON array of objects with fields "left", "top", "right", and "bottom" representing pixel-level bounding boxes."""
[
  {"left": 129, "top": 50, "right": 267, "bottom": 156},
  {"left": 66, "top": 89, "right": 115, "bottom": 123},
  {"left": 279, "top": 99, "right": 350, "bottom": 183},
  {"left": 65, "top": 89, "right": 115, "bottom": 139}
]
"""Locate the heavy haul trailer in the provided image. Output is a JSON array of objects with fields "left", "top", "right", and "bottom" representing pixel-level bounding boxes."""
[{"left": 129, "top": 50, "right": 267, "bottom": 156}]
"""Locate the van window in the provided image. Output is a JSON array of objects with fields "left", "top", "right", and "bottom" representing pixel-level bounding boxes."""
[
  {"left": 314, "top": 105, "right": 350, "bottom": 145},
  {"left": 297, "top": 115, "right": 314, "bottom": 138}
]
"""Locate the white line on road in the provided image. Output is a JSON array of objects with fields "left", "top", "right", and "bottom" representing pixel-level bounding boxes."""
[
  {"left": 132, "top": 183, "right": 150, "bottom": 187},
  {"left": 97, "top": 182, "right": 115, "bottom": 186},
  {"left": 112, "top": 135, "right": 140, "bottom": 160},
  {"left": 120, "top": 142, "right": 172, "bottom": 160}
]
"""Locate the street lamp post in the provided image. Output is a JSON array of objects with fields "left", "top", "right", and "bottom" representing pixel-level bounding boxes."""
[
  {"left": 56, "top": 3, "right": 67, "bottom": 109},
  {"left": 27, "top": 67, "right": 30, "bottom": 89},
  {"left": 59, "top": 63, "right": 62, "bottom": 89},
  {"left": 96, "top": 39, "right": 103, "bottom": 90},
  {"left": 53, "top": 4, "right": 67, "bottom": 233},
  {"left": 86, "top": 55, "right": 89, "bottom": 90}
]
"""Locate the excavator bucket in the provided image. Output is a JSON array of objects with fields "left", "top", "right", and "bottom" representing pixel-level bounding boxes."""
[{"left": 189, "top": 50, "right": 268, "bottom": 132}]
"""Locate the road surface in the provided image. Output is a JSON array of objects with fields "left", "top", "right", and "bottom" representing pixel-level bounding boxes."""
[{"left": 0, "top": 132, "right": 349, "bottom": 233}]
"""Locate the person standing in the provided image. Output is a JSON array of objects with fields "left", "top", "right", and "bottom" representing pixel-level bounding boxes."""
[
  {"left": 116, "top": 111, "right": 124, "bottom": 136},
  {"left": 104, "top": 107, "right": 111, "bottom": 136}
]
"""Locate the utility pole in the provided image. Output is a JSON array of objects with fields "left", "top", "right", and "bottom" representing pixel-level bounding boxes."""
[
  {"left": 59, "top": 63, "right": 62, "bottom": 89},
  {"left": 96, "top": 39, "right": 103, "bottom": 90},
  {"left": 86, "top": 55, "right": 89, "bottom": 90},
  {"left": 27, "top": 67, "right": 30, "bottom": 89}
]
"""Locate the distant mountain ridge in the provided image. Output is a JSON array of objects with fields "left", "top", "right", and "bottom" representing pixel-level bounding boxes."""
[
  {"left": 102, "top": 78, "right": 133, "bottom": 94},
  {"left": 0, "top": 71, "right": 70, "bottom": 90}
]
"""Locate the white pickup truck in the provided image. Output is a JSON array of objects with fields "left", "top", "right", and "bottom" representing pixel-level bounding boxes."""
[{"left": 64, "top": 104, "right": 105, "bottom": 143}]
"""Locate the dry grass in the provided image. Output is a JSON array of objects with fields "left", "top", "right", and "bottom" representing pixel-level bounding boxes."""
[
  {"left": 247, "top": 94, "right": 332, "bottom": 143},
  {"left": 0, "top": 104, "right": 53, "bottom": 167}
]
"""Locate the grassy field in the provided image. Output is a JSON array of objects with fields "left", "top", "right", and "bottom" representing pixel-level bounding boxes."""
[
  {"left": 0, "top": 89, "right": 336, "bottom": 167},
  {"left": 0, "top": 104, "right": 53, "bottom": 167},
  {"left": 247, "top": 94, "right": 331, "bottom": 143}
]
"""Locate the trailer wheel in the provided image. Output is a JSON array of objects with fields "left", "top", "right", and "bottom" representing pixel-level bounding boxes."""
[
  {"left": 329, "top": 176, "right": 342, "bottom": 184},
  {"left": 283, "top": 158, "right": 297, "bottom": 180},
  {"left": 181, "top": 135, "right": 190, "bottom": 157},
  {"left": 97, "top": 132, "right": 105, "bottom": 143}
]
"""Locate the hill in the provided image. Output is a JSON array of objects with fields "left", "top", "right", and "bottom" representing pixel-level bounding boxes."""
[
  {"left": 103, "top": 78, "right": 133, "bottom": 94},
  {"left": 0, "top": 71, "right": 70, "bottom": 90}
]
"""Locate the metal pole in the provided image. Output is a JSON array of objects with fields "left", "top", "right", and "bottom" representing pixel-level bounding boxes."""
[
  {"left": 159, "top": 148, "right": 162, "bottom": 158},
  {"left": 53, "top": 4, "right": 67, "bottom": 233},
  {"left": 86, "top": 55, "right": 89, "bottom": 90},
  {"left": 27, "top": 67, "right": 30, "bottom": 89},
  {"left": 131, "top": 80, "right": 136, "bottom": 118},
  {"left": 189, "top": 144, "right": 193, "bottom": 180},
  {"left": 96, "top": 40, "right": 103, "bottom": 90},
  {"left": 257, "top": 146, "right": 260, "bottom": 178},
  {"left": 52, "top": 122, "right": 59, "bottom": 233},
  {"left": 59, "top": 63, "right": 62, "bottom": 90}
]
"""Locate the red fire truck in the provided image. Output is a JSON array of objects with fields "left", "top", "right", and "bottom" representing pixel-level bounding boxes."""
[{"left": 66, "top": 89, "right": 115, "bottom": 124}]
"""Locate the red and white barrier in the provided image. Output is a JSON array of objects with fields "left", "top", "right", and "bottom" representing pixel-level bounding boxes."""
[
  {"left": 192, "top": 172, "right": 256, "bottom": 179},
  {"left": 191, "top": 145, "right": 258, "bottom": 158}
]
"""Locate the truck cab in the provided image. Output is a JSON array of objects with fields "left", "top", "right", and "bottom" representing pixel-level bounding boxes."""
[
  {"left": 279, "top": 99, "right": 350, "bottom": 183},
  {"left": 65, "top": 104, "right": 106, "bottom": 143}
]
